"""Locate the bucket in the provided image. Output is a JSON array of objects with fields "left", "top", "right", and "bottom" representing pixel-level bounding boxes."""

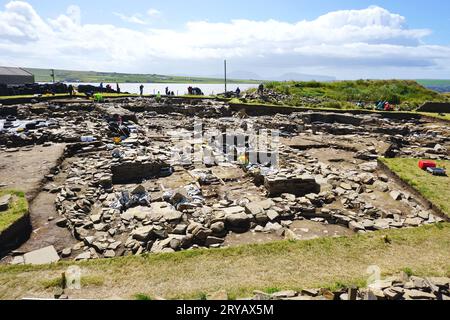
[{"left": 81, "top": 136, "right": 96, "bottom": 142}]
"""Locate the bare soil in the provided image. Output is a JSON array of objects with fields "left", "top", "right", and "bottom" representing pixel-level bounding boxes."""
[{"left": 0, "top": 144, "right": 65, "bottom": 198}]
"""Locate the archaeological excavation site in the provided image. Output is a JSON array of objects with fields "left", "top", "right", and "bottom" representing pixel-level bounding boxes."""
[{"left": 0, "top": 93, "right": 449, "bottom": 301}]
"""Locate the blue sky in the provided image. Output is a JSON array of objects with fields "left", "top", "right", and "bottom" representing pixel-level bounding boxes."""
[{"left": 0, "top": 0, "right": 449, "bottom": 79}]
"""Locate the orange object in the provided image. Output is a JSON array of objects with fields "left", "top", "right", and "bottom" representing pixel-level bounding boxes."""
[{"left": 419, "top": 160, "right": 437, "bottom": 170}]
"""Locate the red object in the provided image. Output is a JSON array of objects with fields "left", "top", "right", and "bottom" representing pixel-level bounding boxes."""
[{"left": 419, "top": 160, "right": 437, "bottom": 170}]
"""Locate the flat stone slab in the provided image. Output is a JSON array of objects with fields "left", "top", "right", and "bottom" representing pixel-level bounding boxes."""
[
  {"left": 23, "top": 246, "right": 60, "bottom": 265},
  {"left": 0, "top": 194, "right": 12, "bottom": 212}
]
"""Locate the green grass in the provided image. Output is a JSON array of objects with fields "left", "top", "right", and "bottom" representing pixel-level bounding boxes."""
[
  {"left": 0, "top": 223, "right": 449, "bottom": 299},
  {"left": 257, "top": 80, "right": 448, "bottom": 111},
  {"left": 0, "top": 93, "right": 76, "bottom": 100},
  {"left": 402, "top": 267, "right": 415, "bottom": 277},
  {"left": 41, "top": 275, "right": 104, "bottom": 289},
  {"left": 0, "top": 190, "right": 28, "bottom": 233},
  {"left": 134, "top": 293, "right": 152, "bottom": 300},
  {"left": 0, "top": 93, "right": 142, "bottom": 100},
  {"left": 381, "top": 158, "right": 450, "bottom": 216},
  {"left": 0, "top": 92, "right": 222, "bottom": 101},
  {"left": 25, "top": 67, "right": 259, "bottom": 84},
  {"left": 181, "top": 94, "right": 217, "bottom": 99}
]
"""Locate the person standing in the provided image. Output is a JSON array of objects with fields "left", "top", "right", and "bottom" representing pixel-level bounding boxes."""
[
  {"left": 116, "top": 83, "right": 121, "bottom": 93},
  {"left": 140, "top": 84, "right": 144, "bottom": 96},
  {"left": 258, "top": 83, "right": 264, "bottom": 95}
]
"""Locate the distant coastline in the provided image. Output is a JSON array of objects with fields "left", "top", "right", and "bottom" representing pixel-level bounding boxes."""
[{"left": 25, "top": 68, "right": 261, "bottom": 85}]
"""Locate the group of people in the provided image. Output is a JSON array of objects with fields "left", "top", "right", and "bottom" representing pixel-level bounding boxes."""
[
  {"left": 100, "top": 82, "right": 121, "bottom": 93},
  {"left": 376, "top": 100, "right": 394, "bottom": 111},
  {"left": 187, "top": 86, "right": 204, "bottom": 96},
  {"left": 83, "top": 83, "right": 252, "bottom": 97},
  {"left": 138, "top": 85, "right": 176, "bottom": 96},
  {"left": 165, "top": 87, "right": 175, "bottom": 96}
]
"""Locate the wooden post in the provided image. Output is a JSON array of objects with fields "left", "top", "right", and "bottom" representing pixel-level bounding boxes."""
[
  {"left": 348, "top": 286, "right": 358, "bottom": 300},
  {"left": 224, "top": 60, "right": 227, "bottom": 94},
  {"left": 61, "top": 272, "right": 66, "bottom": 289}
]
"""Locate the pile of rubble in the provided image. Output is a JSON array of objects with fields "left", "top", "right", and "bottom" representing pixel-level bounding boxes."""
[
  {"left": 250, "top": 274, "right": 450, "bottom": 301},
  {"left": 242, "top": 89, "right": 291, "bottom": 105},
  {"left": 50, "top": 149, "right": 442, "bottom": 260}
]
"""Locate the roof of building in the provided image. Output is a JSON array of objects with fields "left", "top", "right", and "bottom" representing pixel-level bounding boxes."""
[{"left": 0, "top": 66, "right": 34, "bottom": 77}]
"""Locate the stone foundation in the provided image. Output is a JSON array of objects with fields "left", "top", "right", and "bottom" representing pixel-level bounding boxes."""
[{"left": 264, "top": 174, "right": 321, "bottom": 197}]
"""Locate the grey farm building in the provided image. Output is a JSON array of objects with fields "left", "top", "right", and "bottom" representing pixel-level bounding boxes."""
[{"left": 0, "top": 67, "right": 35, "bottom": 85}]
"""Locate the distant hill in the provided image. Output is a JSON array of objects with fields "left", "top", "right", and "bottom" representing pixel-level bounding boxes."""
[
  {"left": 227, "top": 71, "right": 262, "bottom": 81},
  {"left": 416, "top": 79, "right": 450, "bottom": 93},
  {"left": 276, "top": 72, "right": 335, "bottom": 82},
  {"left": 24, "top": 68, "right": 260, "bottom": 84},
  {"left": 210, "top": 71, "right": 335, "bottom": 82}
]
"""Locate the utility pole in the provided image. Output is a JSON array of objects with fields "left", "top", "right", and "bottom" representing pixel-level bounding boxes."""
[
  {"left": 50, "top": 69, "right": 55, "bottom": 83},
  {"left": 224, "top": 60, "right": 227, "bottom": 94}
]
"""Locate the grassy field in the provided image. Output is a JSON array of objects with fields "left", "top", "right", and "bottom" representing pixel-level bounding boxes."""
[
  {"left": 0, "top": 190, "right": 28, "bottom": 233},
  {"left": 261, "top": 80, "right": 448, "bottom": 110},
  {"left": 25, "top": 68, "right": 258, "bottom": 84},
  {"left": 381, "top": 158, "right": 450, "bottom": 216},
  {"left": 0, "top": 223, "right": 449, "bottom": 300}
]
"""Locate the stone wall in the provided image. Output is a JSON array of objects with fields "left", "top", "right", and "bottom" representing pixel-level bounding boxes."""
[
  {"left": 417, "top": 102, "right": 450, "bottom": 113},
  {"left": 0, "top": 212, "right": 31, "bottom": 258},
  {"left": 264, "top": 174, "right": 321, "bottom": 197},
  {"left": 111, "top": 160, "right": 168, "bottom": 184}
]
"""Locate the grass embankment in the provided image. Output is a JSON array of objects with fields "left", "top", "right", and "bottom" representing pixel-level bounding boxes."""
[
  {"left": 381, "top": 158, "right": 450, "bottom": 216},
  {"left": 25, "top": 68, "right": 259, "bottom": 84},
  {"left": 0, "top": 92, "right": 221, "bottom": 101},
  {"left": 254, "top": 80, "right": 448, "bottom": 111},
  {"left": 0, "top": 190, "right": 28, "bottom": 233},
  {"left": 0, "top": 93, "right": 142, "bottom": 100},
  {"left": 0, "top": 223, "right": 449, "bottom": 300}
]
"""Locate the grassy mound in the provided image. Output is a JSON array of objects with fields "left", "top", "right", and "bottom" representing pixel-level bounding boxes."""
[
  {"left": 0, "top": 190, "right": 28, "bottom": 233},
  {"left": 263, "top": 80, "right": 447, "bottom": 110}
]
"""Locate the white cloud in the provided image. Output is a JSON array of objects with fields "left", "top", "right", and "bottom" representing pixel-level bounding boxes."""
[
  {"left": 66, "top": 5, "right": 81, "bottom": 25},
  {"left": 113, "top": 12, "right": 147, "bottom": 25},
  {"left": 113, "top": 8, "right": 161, "bottom": 25},
  {"left": 0, "top": 2, "right": 449, "bottom": 78},
  {"left": 147, "top": 8, "right": 161, "bottom": 17}
]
